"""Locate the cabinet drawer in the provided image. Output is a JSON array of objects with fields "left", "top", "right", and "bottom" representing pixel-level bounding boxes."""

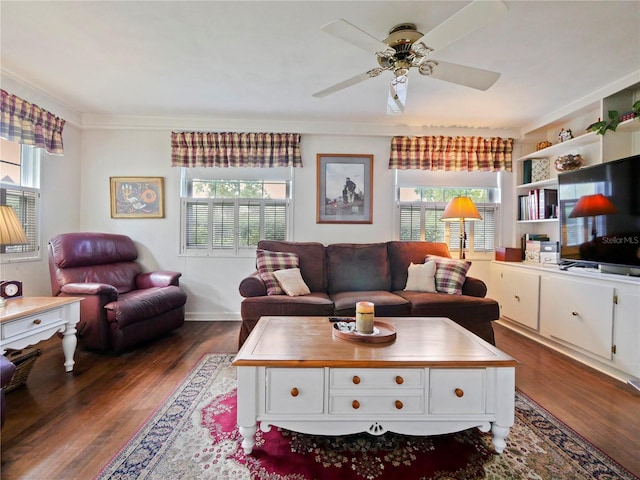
[
  {"left": 1, "top": 309, "right": 64, "bottom": 339},
  {"left": 329, "top": 393, "right": 424, "bottom": 414},
  {"left": 330, "top": 368, "right": 423, "bottom": 388},
  {"left": 429, "top": 369, "right": 486, "bottom": 414},
  {"left": 266, "top": 368, "right": 324, "bottom": 414}
]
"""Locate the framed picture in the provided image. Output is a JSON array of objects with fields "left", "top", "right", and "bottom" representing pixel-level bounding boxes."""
[
  {"left": 316, "top": 154, "right": 373, "bottom": 224},
  {"left": 110, "top": 177, "right": 165, "bottom": 218}
]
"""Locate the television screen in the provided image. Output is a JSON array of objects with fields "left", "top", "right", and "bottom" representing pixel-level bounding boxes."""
[{"left": 558, "top": 155, "right": 640, "bottom": 273}]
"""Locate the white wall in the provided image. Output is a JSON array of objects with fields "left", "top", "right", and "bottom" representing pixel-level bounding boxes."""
[{"left": 3, "top": 78, "right": 513, "bottom": 320}]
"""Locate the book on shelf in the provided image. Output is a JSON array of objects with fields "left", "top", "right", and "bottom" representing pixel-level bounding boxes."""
[
  {"left": 521, "top": 233, "right": 550, "bottom": 259},
  {"left": 522, "top": 159, "right": 532, "bottom": 184},
  {"left": 538, "top": 188, "right": 558, "bottom": 219},
  {"left": 517, "top": 188, "right": 558, "bottom": 220}
]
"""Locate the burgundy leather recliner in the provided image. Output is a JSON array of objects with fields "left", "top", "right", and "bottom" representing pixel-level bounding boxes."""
[{"left": 48, "top": 232, "right": 187, "bottom": 352}]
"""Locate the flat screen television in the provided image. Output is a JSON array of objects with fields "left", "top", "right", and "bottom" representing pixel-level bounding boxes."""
[{"left": 558, "top": 154, "right": 640, "bottom": 276}]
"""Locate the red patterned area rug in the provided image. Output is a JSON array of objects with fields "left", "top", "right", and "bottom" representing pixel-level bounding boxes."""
[{"left": 95, "top": 354, "right": 638, "bottom": 480}]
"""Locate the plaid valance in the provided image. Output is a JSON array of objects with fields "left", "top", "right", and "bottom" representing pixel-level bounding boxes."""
[
  {"left": 389, "top": 136, "right": 513, "bottom": 172},
  {"left": 0, "top": 89, "right": 65, "bottom": 155},
  {"left": 171, "top": 132, "right": 302, "bottom": 168}
]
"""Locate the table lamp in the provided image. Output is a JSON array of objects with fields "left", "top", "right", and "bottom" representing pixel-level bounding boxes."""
[
  {"left": 441, "top": 196, "right": 482, "bottom": 259},
  {"left": 568, "top": 193, "right": 617, "bottom": 242},
  {"left": 0, "top": 205, "right": 28, "bottom": 308}
]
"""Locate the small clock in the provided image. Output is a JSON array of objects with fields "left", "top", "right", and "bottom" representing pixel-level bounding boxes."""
[{"left": 0, "top": 280, "right": 23, "bottom": 299}]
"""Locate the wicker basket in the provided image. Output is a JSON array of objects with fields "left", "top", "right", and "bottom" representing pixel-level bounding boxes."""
[{"left": 3, "top": 348, "right": 41, "bottom": 392}]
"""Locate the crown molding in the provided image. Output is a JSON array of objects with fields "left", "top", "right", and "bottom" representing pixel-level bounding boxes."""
[
  {"left": 1, "top": 70, "right": 83, "bottom": 127},
  {"left": 2, "top": 69, "right": 519, "bottom": 138},
  {"left": 80, "top": 113, "right": 519, "bottom": 138}
]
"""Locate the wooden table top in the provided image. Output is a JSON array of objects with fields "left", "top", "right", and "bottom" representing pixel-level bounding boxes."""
[
  {"left": 233, "top": 316, "right": 518, "bottom": 368},
  {"left": 0, "top": 297, "right": 82, "bottom": 323}
]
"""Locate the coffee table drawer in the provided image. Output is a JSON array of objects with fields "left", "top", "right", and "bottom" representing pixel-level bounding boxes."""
[
  {"left": 2, "top": 309, "right": 64, "bottom": 338},
  {"left": 265, "top": 368, "right": 324, "bottom": 414},
  {"left": 330, "top": 368, "right": 424, "bottom": 388},
  {"left": 429, "top": 369, "right": 486, "bottom": 414},
  {"left": 329, "top": 393, "right": 424, "bottom": 414}
]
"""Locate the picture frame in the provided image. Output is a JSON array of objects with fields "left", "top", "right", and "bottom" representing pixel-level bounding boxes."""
[
  {"left": 110, "top": 177, "right": 165, "bottom": 218},
  {"left": 316, "top": 154, "right": 373, "bottom": 224}
]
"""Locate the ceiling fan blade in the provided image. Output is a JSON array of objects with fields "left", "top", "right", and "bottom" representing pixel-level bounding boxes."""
[
  {"left": 419, "top": 0, "right": 508, "bottom": 52},
  {"left": 313, "top": 68, "right": 385, "bottom": 98},
  {"left": 386, "top": 78, "right": 408, "bottom": 116},
  {"left": 427, "top": 60, "right": 500, "bottom": 90},
  {"left": 321, "top": 19, "right": 390, "bottom": 54}
]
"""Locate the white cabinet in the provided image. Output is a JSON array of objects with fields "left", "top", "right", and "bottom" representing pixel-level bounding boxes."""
[
  {"left": 539, "top": 275, "right": 614, "bottom": 360},
  {"left": 491, "top": 261, "right": 640, "bottom": 381},
  {"left": 492, "top": 262, "right": 540, "bottom": 330}
]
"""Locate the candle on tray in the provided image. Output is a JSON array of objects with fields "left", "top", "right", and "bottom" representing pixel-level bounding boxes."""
[{"left": 355, "top": 301, "right": 375, "bottom": 334}]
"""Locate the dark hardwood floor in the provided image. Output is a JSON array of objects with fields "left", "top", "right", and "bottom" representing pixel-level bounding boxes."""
[{"left": 1, "top": 320, "right": 639, "bottom": 479}]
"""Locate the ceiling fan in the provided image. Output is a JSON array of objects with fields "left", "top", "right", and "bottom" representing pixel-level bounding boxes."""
[{"left": 313, "top": 0, "right": 508, "bottom": 115}]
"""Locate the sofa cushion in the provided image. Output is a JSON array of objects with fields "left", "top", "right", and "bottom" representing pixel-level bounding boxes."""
[
  {"left": 240, "top": 292, "right": 335, "bottom": 322},
  {"left": 387, "top": 241, "right": 453, "bottom": 291},
  {"left": 104, "top": 286, "right": 188, "bottom": 327},
  {"left": 326, "top": 243, "right": 391, "bottom": 293},
  {"left": 331, "top": 291, "right": 411, "bottom": 316},
  {"left": 257, "top": 241, "right": 327, "bottom": 292},
  {"left": 404, "top": 261, "right": 437, "bottom": 292},
  {"left": 425, "top": 255, "right": 471, "bottom": 295},
  {"left": 273, "top": 268, "right": 311, "bottom": 297},
  {"left": 256, "top": 249, "right": 299, "bottom": 295}
]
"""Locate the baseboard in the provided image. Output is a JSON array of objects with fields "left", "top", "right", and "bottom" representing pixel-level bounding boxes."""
[{"left": 185, "top": 312, "right": 241, "bottom": 322}]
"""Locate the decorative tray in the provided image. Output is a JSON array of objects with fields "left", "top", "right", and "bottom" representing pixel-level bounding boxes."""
[{"left": 332, "top": 320, "right": 397, "bottom": 344}]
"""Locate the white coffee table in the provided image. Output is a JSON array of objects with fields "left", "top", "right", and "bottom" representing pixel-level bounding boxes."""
[{"left": 232, "top": 316, "right": 517, "bottom": 454}]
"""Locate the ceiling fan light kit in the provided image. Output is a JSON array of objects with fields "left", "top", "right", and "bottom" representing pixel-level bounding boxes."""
[{"left": 314, "top": 0, "right": 508, "bottom": 115}]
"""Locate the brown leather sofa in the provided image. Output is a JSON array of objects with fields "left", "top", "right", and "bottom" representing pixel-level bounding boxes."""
[
  {"left": 239, "top": 240, "right": 500, "bottom": 347},
  {"left": 48, "top": 232, "right": 187, "bottom": 352}
]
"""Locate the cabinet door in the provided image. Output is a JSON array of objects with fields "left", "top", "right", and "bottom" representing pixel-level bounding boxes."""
[
  {"left": 499, "top": 268, "right": 540, "bottom": 330},
  {"left": 540, "top": 276, "right": 614, "bottom": 360}
]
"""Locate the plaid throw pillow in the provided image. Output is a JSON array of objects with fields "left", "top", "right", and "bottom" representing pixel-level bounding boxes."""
[
  {"left": 256, "top": 250, "right": 299, "bottom": 295},
  {"left": 425, "top": 255, "right": 471, "bottom": 295}
]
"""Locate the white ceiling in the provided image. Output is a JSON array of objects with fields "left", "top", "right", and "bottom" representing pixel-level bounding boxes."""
[{"left": 1, "top": 1, "right": 639, "bottom": 133}]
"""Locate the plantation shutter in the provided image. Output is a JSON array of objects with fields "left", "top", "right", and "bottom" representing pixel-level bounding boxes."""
[
  {"left": 264, "top": 200, "right": 287, "bottom": 242},
  {"left": 474, "top": 206, "right": 496, "bottom": 252},
  {"left": 399, "top": 204, "right": 422, "bottom": 241},
  {"left": 185, "top": 200, "right": 209, "bottom": 250},
  {"left": 212, "top": 201, "right": 235, "bottom": 249}
]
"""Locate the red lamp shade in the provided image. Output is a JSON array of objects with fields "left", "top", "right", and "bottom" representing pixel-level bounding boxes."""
[{"left": 568, "top": 194, "right": 617, "bottom": 218}]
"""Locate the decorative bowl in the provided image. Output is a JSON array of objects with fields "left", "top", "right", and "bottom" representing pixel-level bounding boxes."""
[{"left": 555, "top": 154, "right": 583, "bottom": 172}]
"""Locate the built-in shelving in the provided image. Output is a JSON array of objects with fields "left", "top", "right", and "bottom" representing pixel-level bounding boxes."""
[
  {"left": 511, "top": 78, "right": 640, "bottom": 245},
  {"left": 518, "top": 131, "right": 598, "bottom": 161}
]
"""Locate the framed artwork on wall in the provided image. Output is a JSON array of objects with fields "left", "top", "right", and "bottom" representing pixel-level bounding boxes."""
[
  {"left": 110, "top": 176, "right": 165, "bottom": 218},
  {"left": 316, "top": 154, "right": 373, "bottom": 224}
]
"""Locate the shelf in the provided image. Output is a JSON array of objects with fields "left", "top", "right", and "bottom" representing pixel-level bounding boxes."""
[
  {"left": 518, "top": 131, "right": 599, "bottom": 161},
  {"left": 517, "top": 218, "right": 558, "bottom": 224},
  {"left": 616, "top": 117, "right": 640, "bottom": 133},
  {"left": 517, "top": 178, "right": 557, "bottom": 190}
]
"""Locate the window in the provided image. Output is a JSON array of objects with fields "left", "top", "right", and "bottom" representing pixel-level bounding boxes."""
[
  {"left": 0, "top": 139, "right": 41, "bottom": 262},
  {"left": 398, "top": 186, "right": 498, "bottom": 255},
  {"left": 180, "top": 171, "right": 291, "bottom": 256}
]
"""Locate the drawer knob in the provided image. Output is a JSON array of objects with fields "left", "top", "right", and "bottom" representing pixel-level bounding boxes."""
[
  {"left": 572, "top": 311, "right": 579, "bottom": 316},
  {"left": 352, "top": 400, "right": 360, "bottom": 409},
  {"left": 352, "top": 375, "right": 361, "bottom": 385},
  {"left": 514, "top": 295, "right": 520, "bottom": 301},
  {"left": 395, "top": 376, "right": 404, "bottom": 385},
  {"left": 290, "top": 387, "right": 299, "bottom": 397},
  {"left": 395, "top": 400, "right": 403, "bottom": 410},
  {"left": 33, "top": 319, "right": 42, "bottom": 325},
  {"left": 454, "top": 388, "right": 464, "bottom": 398}
]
